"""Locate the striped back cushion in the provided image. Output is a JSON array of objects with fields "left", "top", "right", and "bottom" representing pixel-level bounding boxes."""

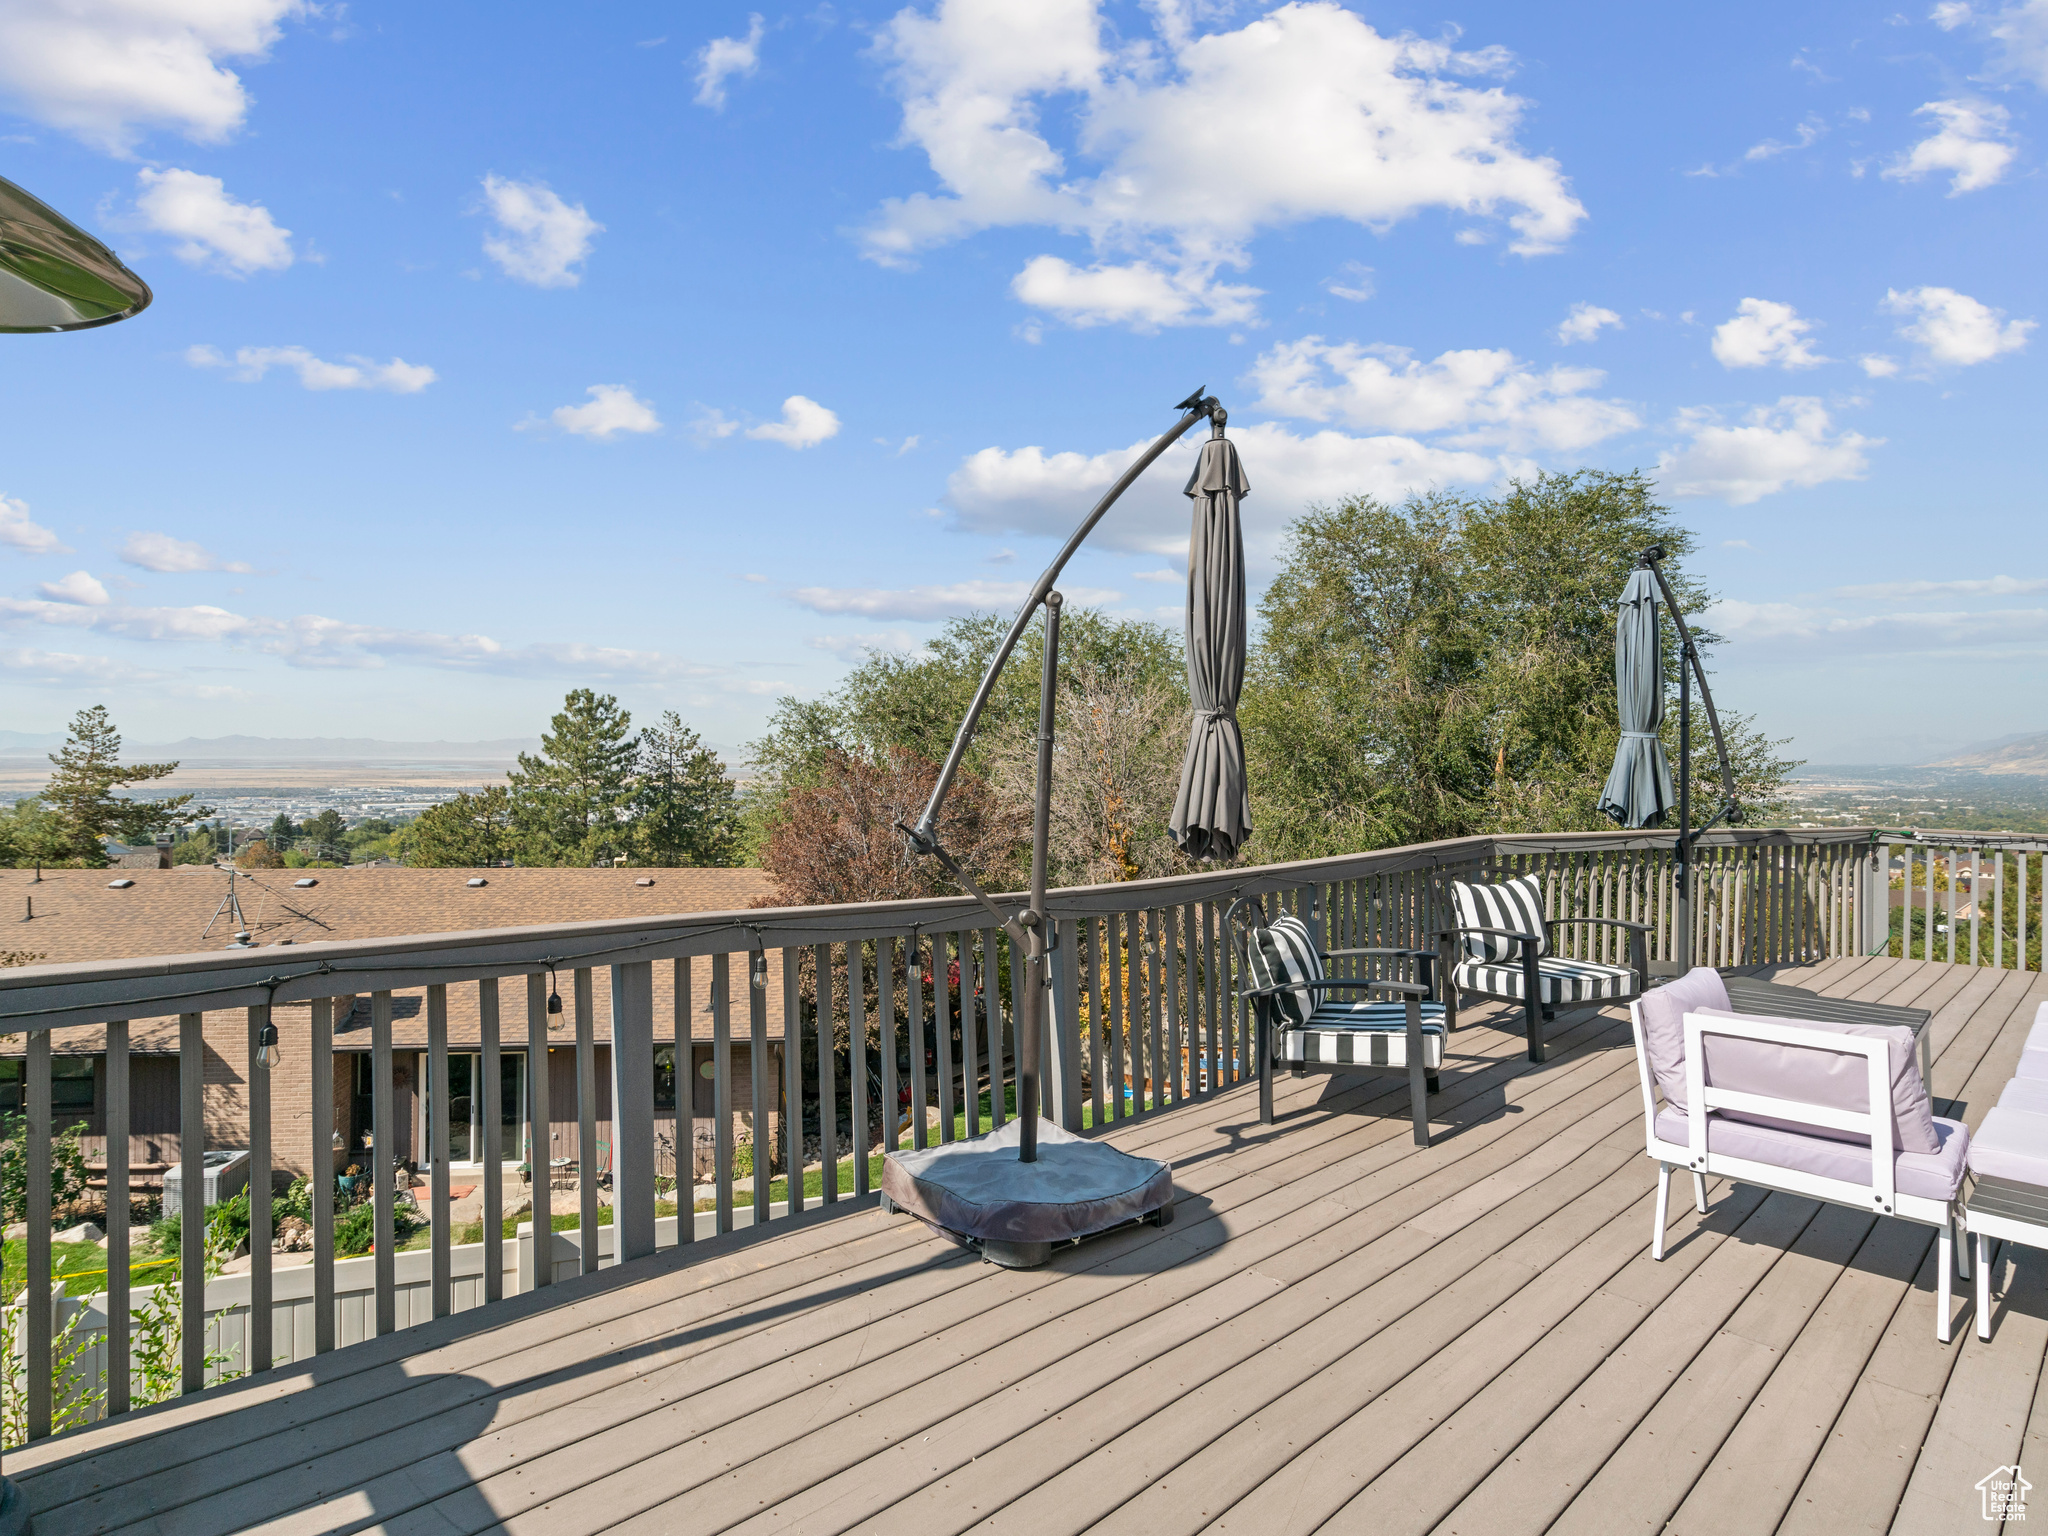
[
  {"left": 1452, "top": 875, "right": 1549, "bottom": 963},
  {"left": 1246, "top": 913, "right": 1323, "bottom": 1026}
]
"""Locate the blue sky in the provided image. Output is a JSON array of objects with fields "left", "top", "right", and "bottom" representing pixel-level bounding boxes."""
[{"left": 1, "top": 0, "right": 2042, "bottom": 765}]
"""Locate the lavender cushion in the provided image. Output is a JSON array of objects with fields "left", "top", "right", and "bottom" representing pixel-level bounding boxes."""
[
  {"left": 1967, "top": 1106, "right": 2048, "bottom": 1188},
  {"left": 1656, "top": 1106, "right": 1968, "bottom": 1201},
  {"left": 1636, "top": 967, "right": 1729, "bottom": 1112},
  {"left": 1688, "top": 1007, "right": 1940, "bottom": 1155}
]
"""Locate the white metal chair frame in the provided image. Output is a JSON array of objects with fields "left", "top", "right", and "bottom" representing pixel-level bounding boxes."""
[{"left": 1629, "top": 1000, "right": 1967, "bottom": 1341}]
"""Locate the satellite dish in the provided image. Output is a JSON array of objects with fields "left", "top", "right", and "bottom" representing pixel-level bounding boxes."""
[{"left": 0, "top": 174, "right": 152, "bottom": 333}]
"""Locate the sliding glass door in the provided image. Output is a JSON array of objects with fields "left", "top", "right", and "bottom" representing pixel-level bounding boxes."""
[{"left": 424, "top": 1050, "right": 527, "bottom": 1166}]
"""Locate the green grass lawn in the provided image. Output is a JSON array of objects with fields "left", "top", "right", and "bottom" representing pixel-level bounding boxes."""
[{"left": 2, "top": 1238, "right": 173, "bottom": 1301}]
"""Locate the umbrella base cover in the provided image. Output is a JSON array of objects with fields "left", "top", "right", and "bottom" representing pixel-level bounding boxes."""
[{"left": 880, "top": 1119, "right": 1172, "bottom": 1267}]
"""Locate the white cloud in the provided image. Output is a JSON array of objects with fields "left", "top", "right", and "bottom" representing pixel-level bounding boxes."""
[
  {"left": 1248, "top": 335, "right": 1639, "bottom": 452},
  {"left": 478, "top": 175, "right": 601, "bottom": 288},
  {"left": 746, "top": 395, "right": 841, "bottom": 449},
  {"left": 119, "top": 532, "right": 252, "bottom": 573},
  {"left": 37, "top": 570, "right": 109, "bottom": 606},
  {"left": 132, "top": 168, "right": 291, "bottom": 275},
  {"left": 1932, "top": 2, "right": 2048, "bottom": 89},
  {"left": 1711, "top": 298, "right": 1826, "bottom": 369},
  {"left": 1556, "top": 302, "right": 1622, "bottom": 345},
  {"left": 1010, "top": 255, "right": 1260, "bottom": 329},
  {"left": 0, "top": 647, "right": 172, "bottom": 686},
  {"left": 808, "top": 630, "right": 923, "bottom": 659},
  {"left": 1859, "top": 354, "right": 1900, "bottom": 377},
  {"left": 1710, "top": 597, "right": 2048, "bottom": 656},
  {"left": 186, "top": 344, "right": 437, "bottom": 393},
  {"left": 1836, "top": 574, "right": 2048, "bottom": 597},
  {"left": 864, "top": 2, "right": 1583, "bottom": 330},
  {"left": 691, "top": 407, "right": 743, "bottom": 443},
  {"left": 942, "top": 418, "right": 1500, "bottom": 555},
  {"left": 788, "top": 579, "right": 1123, "bottom": 620},
  {"left": 526, "top": 384, "right": 661, "bottom": 440},
  {"left": 1882, "top": 284, "right": 2035, "bottom": 364},
  {"left": 1883, "top": 100, "right": 2015, "bottom": 193},
  {"left": 1323, "top": 262, "right": 1375, "bottom": 302},
  {"left": 1657, "top": 397, "right": 1879, "bottom": 504},
  {"left": 1744, "top": 115, "right": 1826, "bottom": 162},
  {"left": 0, "top": 594, "right": 716, "bottom": 678},
  {"left": 1133, "top": 568, "right": 1181, "bottom": 583},
  {"left": 695, "top": 14, "right": 764, "bottom": 109},
  {"left": 0, "top": 0, "right": 302, "bottom": 156},
  {"left": 0, "top": 494, "right": 69, "bottom": 554}
]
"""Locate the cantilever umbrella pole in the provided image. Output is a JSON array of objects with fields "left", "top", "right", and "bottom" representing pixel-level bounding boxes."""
[{"left": 904, "top": 390, "right": 1222, "bottom": 1162}]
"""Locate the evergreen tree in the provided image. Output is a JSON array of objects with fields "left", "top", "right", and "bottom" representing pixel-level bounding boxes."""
[
  {"left": 508, "top": 690, "right": 639, "bottom": 865},
  {"left": 36, "top": 707, "right": 206, "bottom": 867},
  {"left": 268, "top": 812, "right": 298, "bottom": 850},
  {"left": 634, "top": 713, "right": 742, "bottom": 867},
  {"left": 405, "top": 788, "right": 514, "bottom": 867}
]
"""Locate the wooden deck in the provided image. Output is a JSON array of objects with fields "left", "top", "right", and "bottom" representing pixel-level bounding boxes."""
[{"left": 13, "top": 955, "right": 2047, "bottom": 1536}]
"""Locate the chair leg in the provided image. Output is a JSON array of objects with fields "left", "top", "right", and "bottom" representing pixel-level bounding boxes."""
[
  {"left": 1956, "top": 1210, "right": 1971, "bottom": 1281},
  {"left": 1691, "top": 1170, "right": 1708, "bottom": 1215},
  {"left": 1426, "top": 1073, "right": 1440, "bottom": 1095},
  {"left": 1257, "top": 1016, "right": 1273, "bottom": 1126},
  {"left": 1524, "top": 993, "right": 1545, "bottom": 1063},
  {"left": 1937, "top": 1222, "right": 1953, "bottom": 1344},
  {"left": 1406, "top": 1001, "right": 1428, "bottom": 1147},
  {"left": 1653, "top": 1162, "right": 1672, "bottom": 1261},
  {"left": 1977, "top": 1231, "right": 1992, "bottom": 1341}
]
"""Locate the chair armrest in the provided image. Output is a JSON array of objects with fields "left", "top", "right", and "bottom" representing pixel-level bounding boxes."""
[
  {"left": 1323, "top": 946, "right": 1435, "bottom": 959},
  {"left": 1433, "top": 925, "right": 1543, "bottom": 948},
  {"left": 1243, "top": 978, "right": 1430, "bottom": 999},
  {"left": 1544, "top": 916, "right": 1653, "bottom": 934}
]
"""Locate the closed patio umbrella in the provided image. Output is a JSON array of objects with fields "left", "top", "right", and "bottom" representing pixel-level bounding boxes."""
[
  {"left": 1169, "top": 424, "right": 1253, "bottom": 861},
  {"left": 1597, "top": 566, "right": 1676, "bottom": 827}
]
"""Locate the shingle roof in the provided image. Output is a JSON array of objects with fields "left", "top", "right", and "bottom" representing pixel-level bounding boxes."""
[{"left": 3, "top": 865, "right": 793, "bottom": 1049}]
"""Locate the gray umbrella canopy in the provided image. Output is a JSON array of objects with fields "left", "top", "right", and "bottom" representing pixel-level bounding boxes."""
[
  {"left": 1597, "top": 566, "right": 1677, "bottom": 827},
  {"left": 0, "top": 175, "right": 152, "bottom": 333},
  {"left": 1169, "top": 433, "right": 1253, "bottom": 861}
]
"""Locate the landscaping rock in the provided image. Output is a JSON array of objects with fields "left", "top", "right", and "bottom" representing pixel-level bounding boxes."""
[{"left": 53, "top": 1222, "right": 105, "bottom": 1245}]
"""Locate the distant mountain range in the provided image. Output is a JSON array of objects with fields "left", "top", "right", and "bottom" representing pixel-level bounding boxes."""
[
  {"left": 0, "top": 733, "right": 538, "bottom": 760},
  {"left": 1927, "top": 730, "right": 2048, "bottom": 774}
]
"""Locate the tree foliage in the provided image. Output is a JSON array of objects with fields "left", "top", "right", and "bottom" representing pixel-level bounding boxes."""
[
  {"left": 1240, "top": 471, "right": 1798, "bottom": 860},
  {"left": 404, "top": 787, "right": 514, "bottom": 868},
  {"left": 634, "top": 712, "right": 743, "bottom": 867},
  {"left": 23, "top": 707, "right": 206, "bottom": 867},
  {"left": 507, "top": 689, "right": 640, "bottom": 865}
]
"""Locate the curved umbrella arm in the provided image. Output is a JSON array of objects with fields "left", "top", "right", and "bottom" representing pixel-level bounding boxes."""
[
  {"left": 907, "top": 392, "right": 1220, "bottom": 855},
  {"left": 1640, "top": 551, "right": 1741, "bottom": 824}
]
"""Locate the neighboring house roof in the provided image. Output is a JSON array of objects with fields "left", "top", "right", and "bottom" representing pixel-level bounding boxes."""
[{"left": 4, "top": 865, "right": 794, "bottom": 1050}]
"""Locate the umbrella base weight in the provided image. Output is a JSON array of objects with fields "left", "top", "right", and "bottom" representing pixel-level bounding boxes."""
[{"left": 879, "top": 1119, "right": 1174, "bottom": 1268}]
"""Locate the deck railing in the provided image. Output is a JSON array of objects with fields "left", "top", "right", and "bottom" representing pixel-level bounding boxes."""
[{"left": 0, "top": 826, "right": 1915, "bottom": 1445}]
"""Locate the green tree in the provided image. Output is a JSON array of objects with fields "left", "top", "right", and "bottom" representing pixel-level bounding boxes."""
[
  {"left": 301, "top": 809, "right": 347, "bottom": 851},
  {"left": 35, "top": 707, "right": 207, "bottom": 867},
  {"left": 169, "top": 827, "right": 217, "bottom": 866},
  {"left": 634, "top": 713, "right": 742, "bottom": 867},
  {"left": 1241, "top": 472, "right": 1797, "bottom": 860},
  {"left": 404, "top": 787, "right": 514, "bottom": 867},
  {"left": 0, "top": 797, "right": 72, "bottom": 869},
  {"left": 508, "top": 690, "right": 640, "bottom": 865},
  {"left": 267, "top": 812, "right": 298, "bottom": 850}
]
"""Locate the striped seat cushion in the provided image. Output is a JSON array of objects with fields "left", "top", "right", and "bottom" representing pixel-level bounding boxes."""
[
  {"left": 1244, "top": 912, "right": 1323, "bottom": 1025},
  {"left": 1281, "top": 1000, "right": 1446, "bottom": 1069},
  {"left": 1451, "top": 876, "right": 1548, "bottom": 962},
  {"left": 1453, "top": 956, "right": 1638, "bottom": 1005}
]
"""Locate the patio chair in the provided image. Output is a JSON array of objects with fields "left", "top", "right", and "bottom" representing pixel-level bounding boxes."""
[
  {"left": 1434, "top": 873, "right": 1648, "bottom": 1063},
  {"left": 1227, "top": 897, "right": 1443, "bottom": 1147},
  {"left": 1964, "top": 1003, "right": 2048, "bottom": 1340},
  {"left": 1631, "top": 965, "right": 1970, "bottom": 1340}
]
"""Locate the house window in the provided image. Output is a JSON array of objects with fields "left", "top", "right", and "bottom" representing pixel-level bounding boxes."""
[
  {"left": 0, "top": 1059, "right": 95, "bottom": 1115},
  {"left": 654, "top": 1045, "right": 677, "bottom": 1112}
]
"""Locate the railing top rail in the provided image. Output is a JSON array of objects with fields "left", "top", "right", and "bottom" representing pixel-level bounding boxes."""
[
  {"left": 1881, "top": 829, "right": 2048, "bottom": 850},
  {"left": 0, "top": 826, "right": 1887, "bottom": 1031}
]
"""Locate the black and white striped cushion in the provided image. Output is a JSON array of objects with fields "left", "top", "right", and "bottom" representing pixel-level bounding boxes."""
[
  {"left": 1452, "top": 876, "right": 1549, "bottom": 963},
  {"left": 1452, "top": 956, "right": 1637, "bottom": 1005},
  {"left": 1247, "top": 912, "right": 1323, "bottom": 1025},
  {"left": 1281, "top": 1001, "right": 1446, "bottom": 1069}
]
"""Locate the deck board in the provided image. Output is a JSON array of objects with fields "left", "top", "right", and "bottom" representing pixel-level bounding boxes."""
[{"left": 12, "top": 959, "right": 2048, "bottom": 1536}]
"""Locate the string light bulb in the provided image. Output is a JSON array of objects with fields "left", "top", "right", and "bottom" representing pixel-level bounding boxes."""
[
  {"left": 750, "top": 952, "right": 768, "bottom": 991},
  {"left": 546, "top": 965, "right": 563, "bottom": 1014},
  {"left": 256, "top": 1019, "right": 282, "bottom": 1069}
]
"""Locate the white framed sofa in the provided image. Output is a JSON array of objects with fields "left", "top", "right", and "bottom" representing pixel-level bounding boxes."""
[
  {"left": 1631, "top": 966, "right": 1971, "bottom": 1341},
  {"left": 1964, "top": 1002, "right": 2048, "bottom": 1340}
]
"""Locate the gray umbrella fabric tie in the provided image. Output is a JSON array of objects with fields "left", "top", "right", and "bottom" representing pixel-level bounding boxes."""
[
  {"left": 1597, "top": 567, "right": 1677, "bottom": 827},
  {"left": 1170, "top": 434, "right": 1253, "bottom": 861}
]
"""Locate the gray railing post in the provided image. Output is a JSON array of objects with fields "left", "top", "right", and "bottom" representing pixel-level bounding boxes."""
[
  {"left": 1049, "top": 918, "right": 1084, "bottom": 1130},
  {"left": 178, "top": 1010, "right": 204, "bottom": 1392},
  {"left": 609, "top": 960, "right": 657, "bottom": 1264}
]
